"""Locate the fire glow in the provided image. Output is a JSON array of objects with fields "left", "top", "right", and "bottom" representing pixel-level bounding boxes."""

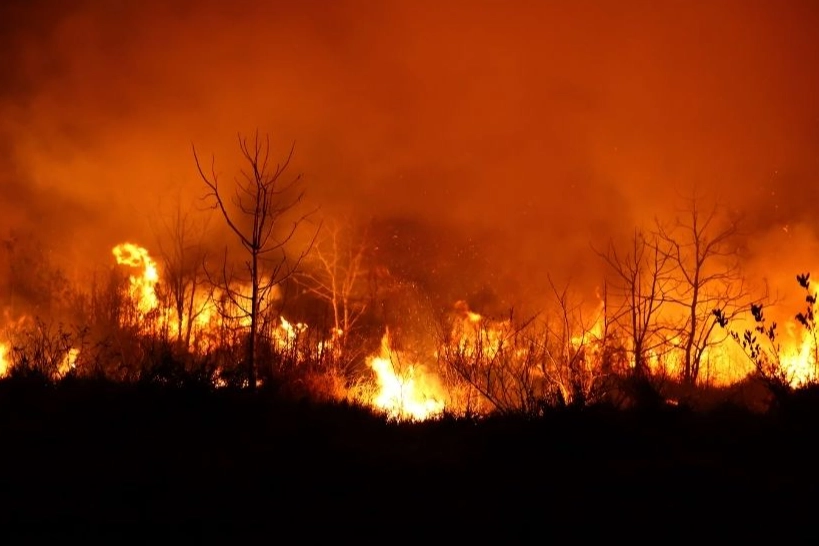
[
  {"left": 0, "top": 1, "right": 817, "bottom": 430},
  {"left": 0, "top": 342, "right": 8, "bottom": 378},
  {"left": 1, "top": 240, "right": 819, "bottom": 419},
  {"left": 113, "top": 243, "right": 160, "bottom": 313},
  {"left": 368, "top": 331, "right": 445, "bottom": 421}
]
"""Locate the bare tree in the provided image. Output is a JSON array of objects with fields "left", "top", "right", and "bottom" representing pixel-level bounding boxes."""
[
  {"left": 152, "top": 201, "right": 212, "bottom": 350},
  {"left": 656, "top": 198, "right": 751, "bottom": 386},
  {"left": 539, "top": 276, "right": 613, "bottom": 407},
  {"left": 596, "top": 229, "right": 675, "bottom": 377},
  {"left": 193, "top": 132, "right": 318, "bottom": 388},
  {"left": 296, "top": 218, "right": 370, "bottom": 370}
]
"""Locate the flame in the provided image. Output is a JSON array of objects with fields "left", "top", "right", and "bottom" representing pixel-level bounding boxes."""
[
  {"left": 367, "top": 332, "right": 445, "bottom": 421},
  {"left": 450, "top": 301, "right": 511, "bottom": 359},
  {"left": 0, "top": 336, "right": 77, "bottom": 380},
  {"left": 113, "top": 243, "right": 160, "bottom": 313},
  {"left": 59, "top": 348, "right": 79, "bottom": 377},
  {"left": 110, "top": 242, "right": 227, "bottom": 348},
  {"left": 5, "top": 237, "right": 819, "bottom": 410},
  {"left": 278, "top": 316, "right": 307, "bottom": 341},
  {"left": 570, "top": 296, "right": 606, "bottom": 349},
  {"left": 780, "top": 321, "right": 819, "bottom": 386},
  {"left": 269, "top": 316, "right": 309, "bottom": 356},
  {"left": 0, "top": 342, "right": 8, "bottom": 378},
  {"left": 318, "top": 327, "right": 345, "bottom": 358}
]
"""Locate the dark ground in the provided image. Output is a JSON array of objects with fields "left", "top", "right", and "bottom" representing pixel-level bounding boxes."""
[{"left": 1, "top": 377, "right": 818, "bottom": 542}]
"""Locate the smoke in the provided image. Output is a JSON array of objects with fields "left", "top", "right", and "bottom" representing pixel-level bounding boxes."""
[{"left": 1, "top": 0, "right": 819, "bottom": 312}]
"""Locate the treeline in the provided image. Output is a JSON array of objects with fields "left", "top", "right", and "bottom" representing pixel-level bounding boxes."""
[{"left": 1, "top": 134, "right": 817, "bottom": 417}]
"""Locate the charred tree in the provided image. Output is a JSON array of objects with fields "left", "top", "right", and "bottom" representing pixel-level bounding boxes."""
[{"left": 194, "top": 132, "right": 318, "bottom": 388}]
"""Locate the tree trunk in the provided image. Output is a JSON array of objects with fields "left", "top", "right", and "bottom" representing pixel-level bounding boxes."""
[
  {"left": 684, "top": 275, "right": 700, "bottom": 386},
  {"left": 634, "top": 339, "right": 645, "bottom": 377},
  {"left": 248, "top": 251, "right": 259, "bottom": 389}
]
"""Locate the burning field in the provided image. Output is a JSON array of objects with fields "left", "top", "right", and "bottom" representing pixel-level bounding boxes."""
[
  {"left": 3, "top": 0, "right": 819, "bottom": 538},
  {"left": 1, "top": 231, "right": 818, "bottom": 419}
]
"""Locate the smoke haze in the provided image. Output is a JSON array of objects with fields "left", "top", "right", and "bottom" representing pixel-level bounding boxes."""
[{"left": 2, "top": 0, "right": 819, "bottom": 312}]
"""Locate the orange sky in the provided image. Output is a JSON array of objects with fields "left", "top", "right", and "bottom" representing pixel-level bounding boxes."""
[{"left": 1, "top": 0, "right": 818, "bottom": 309}]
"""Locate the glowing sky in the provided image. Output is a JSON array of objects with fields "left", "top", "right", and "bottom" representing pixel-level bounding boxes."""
[{"left": 1, "top": 0, "right": 818, "bottom": 308}]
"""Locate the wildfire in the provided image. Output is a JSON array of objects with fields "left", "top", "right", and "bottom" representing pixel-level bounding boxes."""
[
  {"left": 0, "top": 337, "right": 77, "bottom": 380},
  {"left": 780, "top": 321, "right": 819, "bottom": 386},
  {"left": 278, "top": 316, "right": 307, "bottom": 342},
  {"left": 6, "top": 235, "right": 819, "bottom": 415},
  {"left": 367, "top": 331, "right": 445, "bottom": 421},
  {"left": 451, "top": 301, "right": 511, "bottom": 359},
  {"left": 0, "top": 342, "right": 8, "bottom": 378},
  {"left": 111, "top": 242, "right": 217, "bottom": 347},
  {"left": 113, "top": 243, "right": 160, "bottom": 313},
  {"left": 570, "top": 297, "right": 606, "bottom": 352},
  {"left": 59, "top": 348, "right": 80, "bottom": 377}
]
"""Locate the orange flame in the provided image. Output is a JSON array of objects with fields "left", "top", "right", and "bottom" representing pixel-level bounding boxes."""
[
  {"left": 59, "top": 348, "right": 79, "bottom": 377},
  {"left": 450, "top": 301, "right": 511, "bottom": 359},
  {"left": 780, "top": 320, "right": 819, "bottom": 386},
  {"left": 113, "top": 243, "right": 160, "bottom": 313},
  {"left": 0, "top": 342, "right": 8, "bottom": 378},
  {"left": 367, "top": 332, "right": 445, "bottom": 421},
  {"left": 5, "top": 237, "right": 819, "bottom": 409}
]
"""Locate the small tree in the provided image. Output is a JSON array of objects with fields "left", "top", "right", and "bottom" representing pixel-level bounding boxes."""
[
  {"left": 596, "top": 229, "right": 674, "bottom": 378},
  {"left": 296, "top": 218, "right": 370, "bottom": 372},
  {"left": 193, "top": 132, "right": 318, "bottom": 388},
  {"left": 153, "top": 201, "right": 212, "bottom": 350},
  {"left": 656, "top": 198, "right": 751, "bottom": 386},
  {"left": 540, "top": 276, "right": 612, "bottom": 407}
]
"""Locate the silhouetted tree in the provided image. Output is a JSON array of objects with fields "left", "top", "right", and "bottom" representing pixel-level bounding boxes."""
[
  {"left": 656, "top": 197, "right": 751, "bottom": 386},
  {"left": 153, "top": 201, "right": 212, "bottom": 350},
  {"left": 597, "top": 229, "right": 674, "bottom": 377},
  {"left": 193, "top": 132, "right": 318, "bottom": 388},
  {"left": 295, "top": 218, "right": 370, "bottom": 373},
  {"left": 540, "top": 276, "right": 612, "bottom": 407}
]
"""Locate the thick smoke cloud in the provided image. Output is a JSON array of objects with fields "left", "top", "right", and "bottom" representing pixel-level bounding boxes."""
[{"left": 1, "top": 0, "right": 818, "bottom": 313}]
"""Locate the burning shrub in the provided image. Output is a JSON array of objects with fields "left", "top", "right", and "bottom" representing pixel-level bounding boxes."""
[
  {"left": 437, "top": 292, "right": 621, "bottom": 415},
  {"left": 716, "top": 297, "right": 802, "bottom": 406},
  {"left": 363, "top": 330, "right": 446, "bottom": 421},
  {"left": 2, "top": 318, "right": 82, "bottom": 381},
  {"left": 6, "top": 193, "right": 819, "bottom": 419}
]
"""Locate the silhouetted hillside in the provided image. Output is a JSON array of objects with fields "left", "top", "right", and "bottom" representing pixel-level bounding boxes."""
[{"left": 1, "top": 378, "right": 818, "bottom": 541}]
